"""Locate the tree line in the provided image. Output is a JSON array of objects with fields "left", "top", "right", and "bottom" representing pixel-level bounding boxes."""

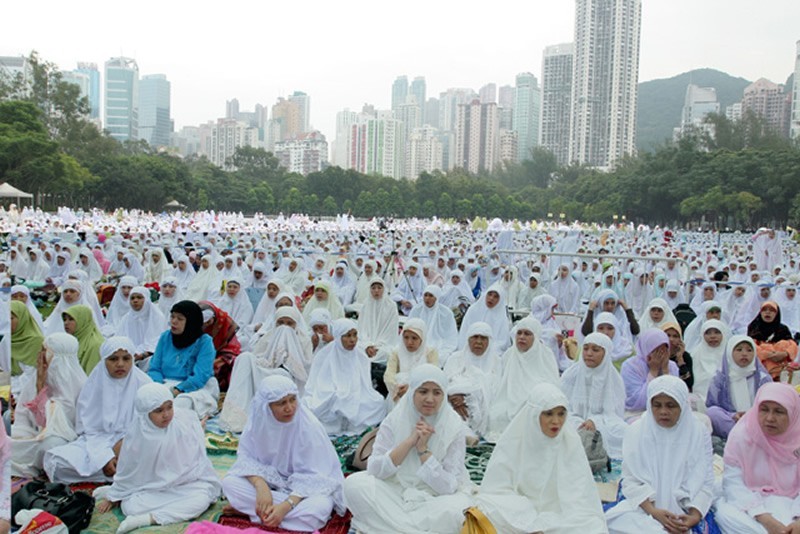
[{"left": 2, "top": 52, "right": 799, "bottom": 229}]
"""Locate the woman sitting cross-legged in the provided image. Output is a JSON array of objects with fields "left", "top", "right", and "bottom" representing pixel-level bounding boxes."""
[
  {"left": 605, "top": 375, "right": 714, "bottom": 534},
  {"left": 474, "top": 382, "right": 608, "bottom": 533},
  {"left": 44, "top": 337, "right": 152, "bottom": 483},
  {"left": 222, "top": 375, "right": 345, "bottom": 531},
  {"left": 93, "top": 383, "right": 221, "bottom": 533},
  {"left": 344, "top": 364, "right": 472, "bottom": 534},
  {"left": 714, "top": 382, "right": 800, "bottom": 533}
]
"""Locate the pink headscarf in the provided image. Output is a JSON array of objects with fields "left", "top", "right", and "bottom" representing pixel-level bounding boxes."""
[
  {"left": 93, "top": 248, "right": 111, "bottom": 274},
  {"left": 724, "top": 382, "right": 800, "bottom": 497}
]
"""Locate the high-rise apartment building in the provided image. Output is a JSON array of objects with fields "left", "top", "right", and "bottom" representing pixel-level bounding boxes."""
[
  {"left": 410, "top": 77, "right": 426, "bottom": 125},
  {"left": 331, "top": 109, "right": 358, "bottom": 168},
  {"left": 570, "top": 0, "right": 642, "bottom": 169},
  {"left": 104, "top": 57, "right": 139, "bottom": 142},
  {"left": 405, "top": 126, "right": 443, "bottom": 180},
  {"left": 513, "top": 72, "right": 541, "bottom": 162},
  {"left": 454, "top": 99, "right": 500, "bottom": 174},
  {"left": 0, "top": 56, "right": 32, "bottom": 97},
  {"left": 425, "top": 98, "right": 440, "bottom": 130},
  {"left": 392, "top": 76, "right": 409, "bottom": 115},
  {"left": 790, "top": 41, "right": 800, "bottom": 141},
  {"left": 499, "top": 129, "right": 519, "bottom": 164},
  {"left": 742, "top": 78, "right": 792, "bottom": 137},
  {"left": 271, "top": 95, "right": 305, "bottom": 142},
  {"left": 274, "top": 131, "right": 328, "bottom": 175},
  {"left": 288, "top": 91, "right": 311, "bottom": 134},
  {"left": 540, "top": 43, "right": 574, "bottom": 165},
  {"left": 498, "top": 85, "right": 515, "bottom": 130},
  {"left": 75, "top": 63, "right": 101, "bottom": 120},
  {"left": 673, "top": 84, "right": 719, "bottom": 141},
  {"left": 138, "top": 74, "right": 171, "bottom": 147},
  {"left": 208, "top": 118, "right": 260, "bottom": 170},
  {"left": 480, "top": 83, "right": 497, "bottom": 104},
  {"left": 346, "top": 110, "right": 404, "bottom": 179}
]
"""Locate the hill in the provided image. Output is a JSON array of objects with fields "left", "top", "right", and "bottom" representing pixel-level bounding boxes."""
[{"left": 637, "top": 68, "right": 752, "bottom": 152}]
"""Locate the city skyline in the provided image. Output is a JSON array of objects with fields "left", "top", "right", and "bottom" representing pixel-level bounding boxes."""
[{"left": 4, "top": 0, "right": 799, "bottom": 145}]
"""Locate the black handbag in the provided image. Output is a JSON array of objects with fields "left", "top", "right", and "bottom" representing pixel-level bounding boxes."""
[{"left": 11, "top": 481, "right": 95, "bottom": 533}]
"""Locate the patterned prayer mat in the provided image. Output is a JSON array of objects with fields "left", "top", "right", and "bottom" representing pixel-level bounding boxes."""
[{"left": 216, "top": 511, "right": 352, "bottom": 534}]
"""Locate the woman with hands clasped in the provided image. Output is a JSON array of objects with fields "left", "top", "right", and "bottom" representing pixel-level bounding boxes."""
[
  {"left": 606, "top": 376, "right": 714, "bottom": 534},
  {"left": 344, "top": 364, "right": 471, "bottom": 534}
]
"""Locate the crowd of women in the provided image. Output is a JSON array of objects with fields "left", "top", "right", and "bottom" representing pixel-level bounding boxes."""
[{"left": 4, "top": 208, "right": 800, "bottom": 533}]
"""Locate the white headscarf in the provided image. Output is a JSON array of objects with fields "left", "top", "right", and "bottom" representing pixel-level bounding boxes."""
[
  {"left": 105, "top": 275, "right": 137, "bottom": 329},
  {"left": 408, "top": 285, "right": 458, "bottom": 358},
  {"left": 15, "top": 333, "right": 87, "bottom": 439},
  {"left": 10, "top": 285, "right": 45, "bottom": 331},
  {"left": 560, "top": 332, "right": 625, "bottom": 420},
  {"left": 251, "top": 279, "right": 287, "bottom": 327},
  {"left": 106, "top": 383, "right": 221, "bottom": 501},
  {"left": 478, "top": 383, "right": 606, "bottom": 532},
  {"left": 156, "top": 276, "right": 184, "bottom": 322},
  {"left": 75, "top": 336, "right": 152, "bottom": 437},
  {"left": 439, "top": 269, "right": 475, "bottom": 308},
  {"left": 117, "top": 286, "right": 166, "bottom": 355},
  {"left": 215, "top": 276, "right": 254, "bottom": 327},
  {"left": 638, "top": 297, "right": 679, "bottom": 331},
  {"left": 489, "top": 317, "right": 560, "bottom": 439},
  {"left": 619, "top": 376, "right": 711, "bottom": 515},
  {"left": 725, "top": 335, "right": 759, "bottom": 412},
  {"left": 303, "top": 319, "right": 385, "bottom": 432},
  {"left": 254, "top": 308, "right": 311, "bottom": 386},
  {"left": 379, "top": 364, "right": 467, "bottom": 490},
  {"left": 356, "top": 277, "right": 399, "bottom": 352},
  {"left": 171, "top": 255, "right": 196, "bottom": 290},
  {"left": 393, "top": 318, "right": 432, "bottom": 385},
  {"left": 594, "top": 312, "right": 634, "bottom": 361},
  {"left": 302, "top": 280, "right": 344, "bottom": 321},
  {"left": 691, "top": 318, "right": 731, "bottom": 398},
  {"left": 457, "top": 284, "right": 511, "bottom": 351},
  {"left": 228, "top": 375, "right": 345, "bottom": 513}
]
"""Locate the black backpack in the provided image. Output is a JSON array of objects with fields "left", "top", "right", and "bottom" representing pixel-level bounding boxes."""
[{"left": 12, "top": 481, "right": 95, "bottom": 533}]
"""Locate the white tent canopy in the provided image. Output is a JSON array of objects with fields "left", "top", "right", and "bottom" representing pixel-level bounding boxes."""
[{"left": 0, "top": 182, "right": 33, "bottom": 199}]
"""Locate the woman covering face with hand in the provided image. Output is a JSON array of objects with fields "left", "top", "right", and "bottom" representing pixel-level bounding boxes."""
[{"left": 621, "top": 329, "right": 679, "bottom": 412}]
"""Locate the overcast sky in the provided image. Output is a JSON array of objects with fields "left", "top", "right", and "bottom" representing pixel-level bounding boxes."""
[{"left": 5, "top": 0, "right": 799, "bottom": 140}]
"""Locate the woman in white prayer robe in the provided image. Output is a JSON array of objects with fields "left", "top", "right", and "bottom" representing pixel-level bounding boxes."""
[
  {"left": 11, "top": 333, "right": 87, "bottom": 477},
  {"left": 439, "top": 269, "right": 475, "bottom": 309},
  {"left": 104, "top": 275, "right": 137, "bottom": 334},
  {"left": 171, "top": 255, "right": 196, "bottom": 292},
  {"left": 384, "top": 318, "right": 439, "bottom": 403},
  {"left": 344, "top": 364, "right": 472, "bottom": 534},
  {"left": 222, "top": 375, "right": 345, "bottom": 531},
  {"left": 354, "top": 260, "right": 381, "bottom": 304},
  {"left": 214, "top": 276, "right": 254, "bottom": 332},
  {"left": 475, "top": 383, "right": 608, "bottom": 534},
  {"left": 117, "top": 286, "right": 166, "bottom": 369},
  {"left": 303, "top": 318, "right": 386, "bottom": 435},
  {"left": 408, "top": 285, "right": 459, "bottom": 365},
  {"left": 457, "top": 285, "right": 511, "bottom": 352},
  {"left": 93, "top": 383, "right": 220, "bottom": 534},
  {"left": 605, "top": 376, "right": 714, "bottom": 534},
  {"left": 560, "top": 332, "right": 627, "bottom": 458},
  {"left": 356, "top": 277, "right": 399, "bottom": 363},
  {"left": 548, "top": 263, "right": 582, "bottom": 313},
  {"left": 156, "top": 277, "right": 183, "bottom": 326},
  {"left": 443, "top": 321, "right": 501, "bottom": 439},
  {"left": 302, "top": 280, "right": 344, "bottom": 322},
  {"left": 43, "top": 336, "right": 152, "bottom": 483},
  {"left": 185, "top": 255, "right": 222, "bottom": 302},
  {"left": 219, "top": 307, "right": 312, "bottom": 433},
  {"left": 487, "top": 316, "right": 560, "bottom": 441}
]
